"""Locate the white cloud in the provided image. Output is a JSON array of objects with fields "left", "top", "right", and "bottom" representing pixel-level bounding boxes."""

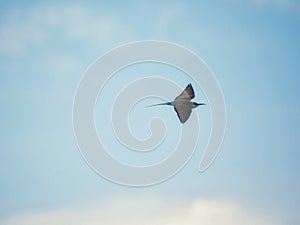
[
  {"left": 0, "top": 195, "right": 282, "bottom": 225},
  {"left": 0, "top": 3, "right": 135, "bottom": 55},
  {"left": 0, "top": 2, "right": 139, "bottom": 96}
]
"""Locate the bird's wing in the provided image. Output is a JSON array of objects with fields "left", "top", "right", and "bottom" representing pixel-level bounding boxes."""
[
  {"left": 174, "top": 105, "right": 192, "bottom": 124},
  {"left": 175, "top": 83, "right": 195, "bottom": 100}
]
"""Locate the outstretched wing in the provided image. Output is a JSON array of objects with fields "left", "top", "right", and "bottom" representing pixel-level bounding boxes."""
[
  {"left": 174, "top": 105, "right": 192, "bottom": 124},
  {"left": 175, "top": 83, "right": 195, "bottom": 100}
]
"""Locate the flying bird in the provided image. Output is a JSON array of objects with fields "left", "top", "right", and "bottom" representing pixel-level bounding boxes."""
[{"left": 148, "top": 83, "right": 205, "bottom": 124}]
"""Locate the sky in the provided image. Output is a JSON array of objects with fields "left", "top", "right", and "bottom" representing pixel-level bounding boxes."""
[{"left": 0, "top": 0, "right": 300, "bottom": 224}]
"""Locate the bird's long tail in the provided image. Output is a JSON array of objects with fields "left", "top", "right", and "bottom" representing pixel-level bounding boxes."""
[{"left": 147, "top": 102, "right": 172, "bottom": 107}]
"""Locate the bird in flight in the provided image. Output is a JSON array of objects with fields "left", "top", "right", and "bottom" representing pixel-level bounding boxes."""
[{"left": 148, "top": 83, "right": 205, "bottom": 124}]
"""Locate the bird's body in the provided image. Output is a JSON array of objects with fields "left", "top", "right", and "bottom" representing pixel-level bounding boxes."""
[
  {"left": 171, "top": 100, "right": 202, "bottom": 108},
  {"left": 148, "top": 83, "right": 205, "bottom": 124}
]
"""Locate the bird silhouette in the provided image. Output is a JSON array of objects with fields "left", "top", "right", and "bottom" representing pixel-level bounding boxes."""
[{"left": 148, "top": 83, "right": 205, "bottom": 124}]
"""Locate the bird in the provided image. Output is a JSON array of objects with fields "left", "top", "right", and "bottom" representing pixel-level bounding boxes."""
[{"left": 147, "top": 83, "right": 205, "bottom": 124}]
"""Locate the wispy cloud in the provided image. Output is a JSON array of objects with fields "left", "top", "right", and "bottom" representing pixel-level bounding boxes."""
[
  {"left": 0, "top": 3, "right": 135, "bottom": 55},
  {"left": 0, "top": 195, "right": 282, "bottom": 225}
]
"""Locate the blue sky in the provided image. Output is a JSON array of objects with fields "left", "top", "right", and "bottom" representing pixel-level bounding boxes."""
[{"left": 0, "top": 1, "right": 300, "bottom": 224}]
